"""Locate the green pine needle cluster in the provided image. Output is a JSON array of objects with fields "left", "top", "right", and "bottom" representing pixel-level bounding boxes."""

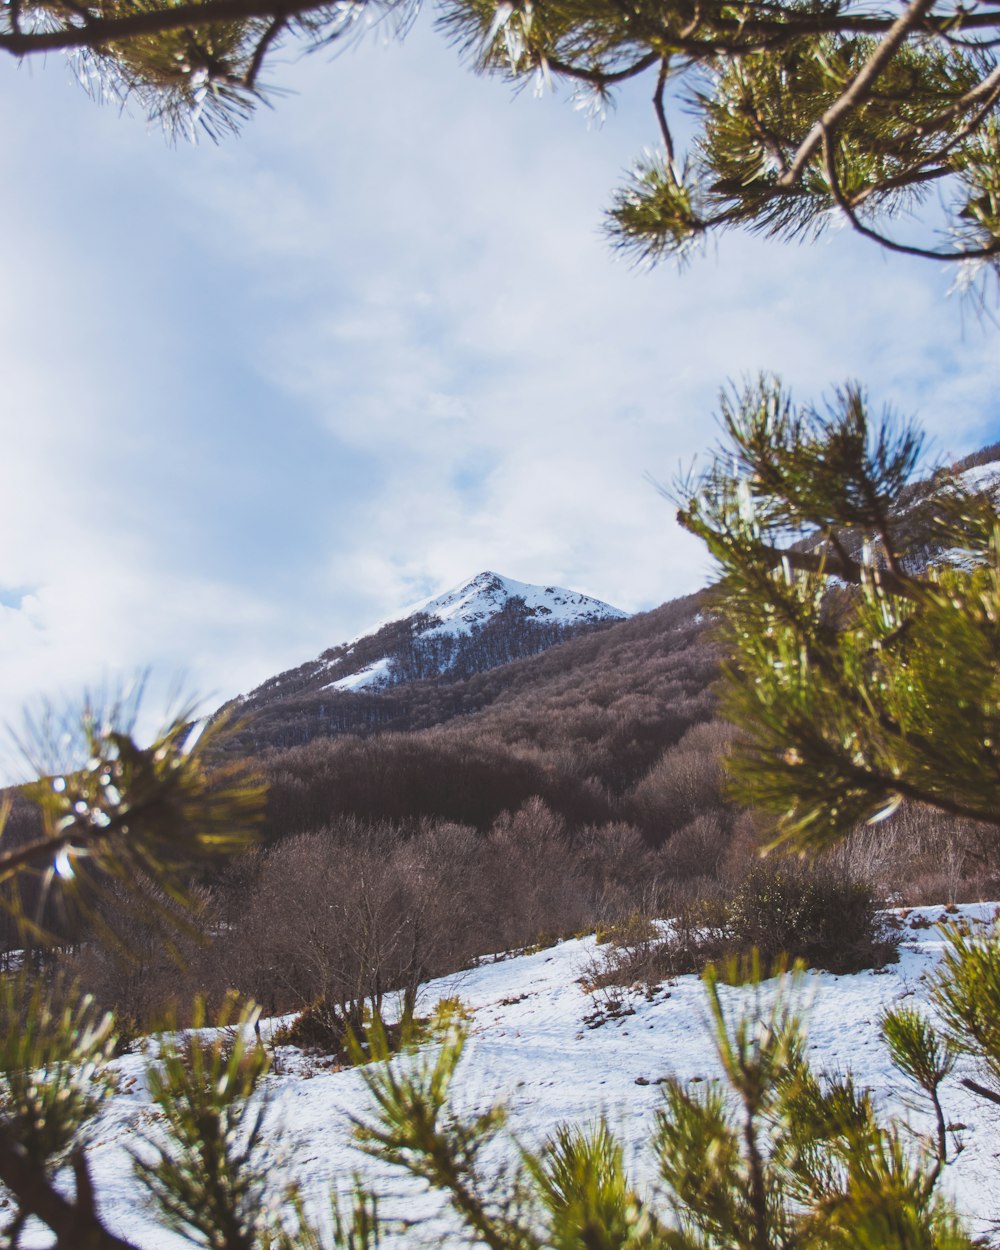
[
  {"left": 0, "top": 974, "right": 115, "bottom": 1171},
  {"left": 347, "top": 960, "right": 977, "bottom": 1250},
  {"left": 932, "top": 916, "right": 1000, "bottom": 1099},
  {"left": 135, "top": 996, "right": 273, "bottom": 1250},
  {"left": 8, "top": 703, "right": 265, "bottom": 945},
  {"left": 676, "top": 376, "right": 1000, "bottom": 852}
]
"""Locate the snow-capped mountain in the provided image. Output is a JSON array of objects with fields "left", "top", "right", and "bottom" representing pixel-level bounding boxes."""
[
  {"left": 395, "top": 571, "right": 629, "bottom": 642},
  {"left": 324, "top": 571, "right": 629, "bottom": 693},
  {"left": 228, "top": 572, "right": 629, "bottom": 730}
]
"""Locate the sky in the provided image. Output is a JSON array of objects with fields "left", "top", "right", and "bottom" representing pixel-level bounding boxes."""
[{"left": 1, "top": 8, "right": 999, "bottom": 760}]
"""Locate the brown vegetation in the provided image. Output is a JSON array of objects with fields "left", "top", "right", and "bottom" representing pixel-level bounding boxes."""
[{"left": 7, "top": 584, "right": 997, "bottom": 1042}]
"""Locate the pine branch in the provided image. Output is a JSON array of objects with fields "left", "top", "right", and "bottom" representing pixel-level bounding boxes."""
[
  {"left": 822, "top": 132, "right": 1000, "bottom": 261},
  {"left": 0, "top": 800, "right": 147, "bottom": 885},
  {"left": 778, "top": 0, "right": 939, "bottom": 189},
  {"left": 0, "top": 1137, "right": 138, "bottom": 1250},
  {"left": 244, "top": 10, "right": 287, "bottom": 87},
  {"left": 959, "top": 1076, "right": 1000, "bottom": 1106},
  {"left": 653, "top": 57, "right": 676, "bottom": 167},
  {"left": 544, "top": 51, "right": 658, "bottom": 86},
  {"left": 756, "top": 541, "right": 925, "bottom": 600},
  {"left": 912, "top": 61, "right": 1000, "bottom": 136},
  {"left": 0, "top": 0, "right": 350, "bottom": 56}
]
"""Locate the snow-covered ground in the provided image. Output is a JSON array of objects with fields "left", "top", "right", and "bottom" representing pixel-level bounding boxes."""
[{"left": 35, "top": 904, "right": 1000, "bottom": 1247}]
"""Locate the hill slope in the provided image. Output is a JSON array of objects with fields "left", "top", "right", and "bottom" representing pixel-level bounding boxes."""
[{"left": 72, "top": 904, "right": 1000, "bottom": 1248}]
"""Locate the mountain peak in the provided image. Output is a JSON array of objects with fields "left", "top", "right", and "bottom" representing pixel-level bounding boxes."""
[
  {"left": 399, "top": 570, "right": 627, "bottom": 641},
  {"left": 237, "top": 573, "right": 630, "bottom": 713}
]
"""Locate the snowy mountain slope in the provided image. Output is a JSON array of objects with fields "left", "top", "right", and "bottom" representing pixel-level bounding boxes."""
[
  {"left": 64, "top": 904, "right": 1000, "bottom": 1249},
  {"left": 958, "top": 460, "right": 1000, "bottom": 494},
  {"left": 322, "top": 571, "right": 628, "bottom": 692},
  {"left": 222, "top": 447, "right": 1000, "bottom": 755},
  {"left": 228, "top": 571, "right": 629, "bottom": 725},
  {"left": 392, "top": 570, "right": 629, "bottom": 642}
]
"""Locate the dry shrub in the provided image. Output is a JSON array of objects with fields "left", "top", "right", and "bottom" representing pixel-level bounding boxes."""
[
  {"left": 808, "top": 803, "right": 1000, "bottom": 905},
  {"left": 584, "top": 856, "right": 897, "bottom": 997},
  {"left": 583, "top": 900, "right": 729, "bottom": 994},
  {"left": 728, "top": 859, "right": 899, "bottom": 974},
  {"left": 271, "top": 996, "right": 360, "bottom": 1057},
  {"left": 882, "top": 806, "right": 996, "bottom": 904}
]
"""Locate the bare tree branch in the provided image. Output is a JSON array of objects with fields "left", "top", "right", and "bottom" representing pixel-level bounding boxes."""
[
  {"left": 543, "top": 51, "right": 658, "bottom": 87},
  {"left": 653, "top": 57, "right": 676, "bottom": 168},
  {"left": 0, "top": 0, "right": 343, "bottom": 56},
  {"left": 960, "top": 1076, "right": 1000, "bottom": 1106},
  {"left": 245, "top": 10, "right": 287, "bottom": 87}
]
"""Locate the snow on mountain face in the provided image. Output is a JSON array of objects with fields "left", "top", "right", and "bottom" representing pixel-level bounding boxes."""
[
  {"left": 322, "top": 571, "right": 628, "bottom": 693},
  {"left": 401, "top": 571, "right": 628, "bottom": 638},
  {"left": 958, "top": 460, "right": 1000, "bottom": 494}
]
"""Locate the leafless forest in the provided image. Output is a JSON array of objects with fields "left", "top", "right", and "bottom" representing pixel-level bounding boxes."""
[{"left": 3, "top": 585, "right": 996, "bottom": 1041}]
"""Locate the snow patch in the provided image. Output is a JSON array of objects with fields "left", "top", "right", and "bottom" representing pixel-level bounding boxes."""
[{"left": 323, "top": 656, "right": 392, "bottom": 692}]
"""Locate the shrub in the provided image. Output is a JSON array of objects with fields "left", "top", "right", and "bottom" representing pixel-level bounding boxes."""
[
  {"left": 594, "top": 911, "right": 659, "bottom": 947},
  {"left": 110, "top": 1011, "right": 144, "bottom": 1057},
  {"left": 583, "top": 903, "right": 730, "bottom": 994},
  {"left": 728, "top": 859, "right": 898, "bottom": 974},
  {"left": 583, "top": 861, "right": 895, "bottom": 997},
  {"left": 272, "top": 995, "right": 455, "bottom": 1063},
  {"left": 271, "top": 996, "right": 358, "bottom": 1056},
  {"left": 426, "top": 996, "right": 473, "bottom": 1035}
]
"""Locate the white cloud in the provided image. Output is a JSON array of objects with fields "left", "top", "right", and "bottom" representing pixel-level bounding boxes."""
[{"left": 0, "top": 10, "right": 997, "bottom": 752}]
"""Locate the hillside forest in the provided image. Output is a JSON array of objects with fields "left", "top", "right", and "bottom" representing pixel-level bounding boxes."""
[{"left": 5, "top": 448, "right": 999, "bottom": 1040}]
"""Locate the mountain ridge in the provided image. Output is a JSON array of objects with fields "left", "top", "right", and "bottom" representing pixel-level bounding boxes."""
[
  {"left": 223, "top": 444, "right": 1000, "bottom": 757},
  {"left": 222, "top": 570, "right": 631, "bottom": 744}
]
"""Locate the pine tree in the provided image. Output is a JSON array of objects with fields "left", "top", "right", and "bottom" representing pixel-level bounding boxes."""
[
  {"left": 0, "top": 706, "right": 271, "bottom": 1249},
  {"left": 3, "top": 0, "right": 999, "bottom": 285},
  {"left": 675, "top": 377, "right": 1000, "bottom": 854}
]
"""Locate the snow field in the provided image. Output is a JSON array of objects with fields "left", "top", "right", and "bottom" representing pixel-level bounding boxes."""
[{"left": 34, "top": 903, "right": 1000, "bottom": 1248}]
